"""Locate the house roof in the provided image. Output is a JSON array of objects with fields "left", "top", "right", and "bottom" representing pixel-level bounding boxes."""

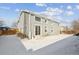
[{"left": 18, "top": 10, "right": 60, "bottom": 24}]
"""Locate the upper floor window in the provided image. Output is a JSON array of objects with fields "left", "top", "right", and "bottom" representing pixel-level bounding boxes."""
[
  {"left": 35, "top": 17, "right": 41, "bottom": 22},
  {"left": 45, "top": 20, "right": 47, "bottom": 22}
]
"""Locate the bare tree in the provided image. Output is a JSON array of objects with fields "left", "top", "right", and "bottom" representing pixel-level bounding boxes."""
[
  {"left": 11, "top": 21, "right": 17, "bottom": 28},
  {"left": 0, "top": 20, "right": 5, "bottom": 27},
  {"left": 71, "top": 19, "right": 79, "bottom": 33}
]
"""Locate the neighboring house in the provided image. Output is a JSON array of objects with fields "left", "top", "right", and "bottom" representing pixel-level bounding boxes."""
[{"left": 17, "top": 10, "right": 60, "bottom": 39}]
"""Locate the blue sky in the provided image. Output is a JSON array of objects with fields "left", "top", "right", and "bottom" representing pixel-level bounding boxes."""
[{"left": 0, "top": 3, "right": 79, "bottom": 27}]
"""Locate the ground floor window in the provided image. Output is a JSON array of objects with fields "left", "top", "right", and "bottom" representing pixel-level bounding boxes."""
[
  {"left": 51, "top": 30, "right": 53, "bottom": 32},
  {"left": 45, "top": 29, "right": 47, "bottom": 32}
]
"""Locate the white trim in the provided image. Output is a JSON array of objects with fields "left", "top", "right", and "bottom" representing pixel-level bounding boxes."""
[{"left": 28, "top": 13, "right": 31, "bottom": 39}]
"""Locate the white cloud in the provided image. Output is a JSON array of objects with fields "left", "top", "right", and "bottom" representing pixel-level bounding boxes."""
[
  {"left": 60, "top": 5, "right": 64, "bottom": 8},
  {"left": 47, "top": 7, "right": 63, "bottom": 14},
  {"left": 66, "top": 11, "right": 74, "bottom": 16},
  {"left": 36, "top": 3, "right": 47, "bottom": 7},
  {"left": 40, "top": 7, "right": 63, "bottom": 17},
  {"left": 38, "top": 7, "right": 64, "bottom": 25},
  {"left": 15, "top": 9, "right": 20, "bottom": 12},
  {"left": 0, "top": 6, "right": 10, "bottom": 10},
  {"left": 76, "top": 5, "right": 79, "bottom": 10},
  {"left": 67, "top": 6, "right": 72, "bottom": 10},
  {"left": 37, "top": 7, "right": 73, "bottom": 26},
  {"left": 55, "top": 16, "right": 72, "bottom": 26},
  {"left": 0, "top": 17, "right": 9, "bottom": 26}
]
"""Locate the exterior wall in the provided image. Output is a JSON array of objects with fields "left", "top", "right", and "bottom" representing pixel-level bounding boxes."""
[
  {"left": 17, "top": 12, "right": 30, "bottom": 38},
  {"left": 17, "top": 11, "right": 60, "bottom": 39},
  {"left": 17, "top": 12, "right": 24, "bottom": 34},
  {"left": 41, "top": 18, "right": 60, "bottom": 36},
  {"left": 30, "top": 14, "right": 35, "bottom": 39},
  {"left": 31, "top": 15, "right": 42, "bottom": 38},
  {"left": 50, "top": 22, "right": 60, "bottom": 35},
  {"left": 24, "top": 12, "right": 30, "bottom": 38},
  {"left": 41, "top": 18, "right": 51, "bottom": 36},
  {"left": 41, "top": 18, "right": 46, "bottom": 36}
]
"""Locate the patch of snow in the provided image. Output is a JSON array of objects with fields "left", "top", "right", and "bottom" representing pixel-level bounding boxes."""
[{"left": 21, "top": 34, "right": 72, "bottom": 51}]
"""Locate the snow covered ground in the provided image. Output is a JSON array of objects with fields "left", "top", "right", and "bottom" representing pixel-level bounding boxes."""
[{"left": 21, "top": 34, "right": 72, "bottom": 51}]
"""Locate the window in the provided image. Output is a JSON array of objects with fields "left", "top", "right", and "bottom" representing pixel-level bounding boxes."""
[
  {"left": 45, "top": 29, "right": 47, "bottom": 32},
  {"left": 35, "top": 17, "right": 41, "bottom": 22},
  {"left": 51, "top": 30, "right": 53, "bottom": 32},
  {"left": 45, "top": 20, "right": 47, "bottom": 22}
]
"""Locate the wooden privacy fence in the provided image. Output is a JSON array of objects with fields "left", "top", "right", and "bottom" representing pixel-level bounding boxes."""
[{"left": 1, "top": 29, "right": 17, "bottom": 35}]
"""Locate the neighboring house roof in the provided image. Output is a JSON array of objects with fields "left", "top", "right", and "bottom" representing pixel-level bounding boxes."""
[{"left": 17, "top": 10, "right": 60, "bottom": 24}]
